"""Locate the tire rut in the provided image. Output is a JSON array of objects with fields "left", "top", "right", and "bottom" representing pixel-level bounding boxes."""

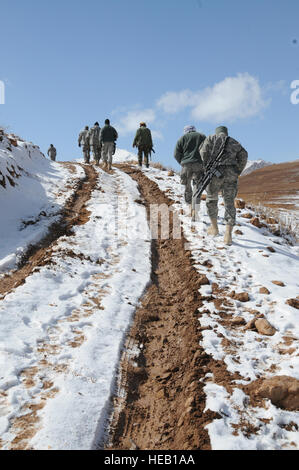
[
  {"left": 0, "top": 163, "right": 98, "bottom": 299},
  {"left": 108, "top": 165, "right": 224, "bottom": 451}
]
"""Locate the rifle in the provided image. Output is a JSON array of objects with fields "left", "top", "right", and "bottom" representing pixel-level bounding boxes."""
[
  {"left": 191, "top": 137, "right": 230, "bottom": 221},
  {"left": 149, "top": 148, "right": 155, "bottom": 161}
]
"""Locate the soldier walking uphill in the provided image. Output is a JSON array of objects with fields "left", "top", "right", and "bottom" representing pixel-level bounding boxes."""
[
  {"left": 174, "top": 125, "right": 206, "bottom": 211},
  {"left": 100, "top": 119, "right": 118, "bottom": 171},
  {"left": 78, "top": 126, "right": 91, "bottom": 164},
  {"left": 200, "top": 126, "right": 248, "bottom": 246},
  {"left": 47, "top": 144, "right": 57, "bottom": 162},
  {"left": 133, "top": 122, "right": 154, "bottom": 168},
  {"left": 89, "top": 122, "right": 101, "bottom": 166}
]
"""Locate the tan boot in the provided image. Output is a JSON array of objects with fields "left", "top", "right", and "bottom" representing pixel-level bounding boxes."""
[
  {"left": 103, "top": 161, "right": 107, "bottom": 170},
  {"left": 224, "top": 225, "right": 233, "bottom": 245},
  {"left": 207, "top": 218, "right": 219, "bottom": 236}
]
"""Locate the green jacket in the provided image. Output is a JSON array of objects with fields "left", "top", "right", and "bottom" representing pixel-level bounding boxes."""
[
  {"left": 100, "top": 125, "right": 118, "bottom": 144},
  {"left": 174, "top": 132, "right": 206, "bottom": 166},
  {"left": 133, "top": 127, "right": 153, "bottom": 150}
]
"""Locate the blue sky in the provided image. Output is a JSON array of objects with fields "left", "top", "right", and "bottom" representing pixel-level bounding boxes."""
[{"left": 1, "top": 0, "right": 299, "bottom": 168}]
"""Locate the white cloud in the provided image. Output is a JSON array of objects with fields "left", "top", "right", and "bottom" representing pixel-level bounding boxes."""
[
  {"left": 157, "top": 73, "right": 269, "bottom": 123},
  {"left": 116, "top": 108, "right": 156, "bottom": 135}
]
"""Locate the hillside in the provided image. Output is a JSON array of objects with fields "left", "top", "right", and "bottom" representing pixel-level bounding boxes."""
[
  {"left": 239, "top": 160, "right": 299, "bottom": 211},
  {"left": 242, "top": 159, "right": 272, "bottom": 176},
  {"left": 0, "top": 137, "right": 298, "bottom": 451}
]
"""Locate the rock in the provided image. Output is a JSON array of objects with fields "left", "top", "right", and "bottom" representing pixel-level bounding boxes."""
[
  {"left": 245, "top": 318, "right": 257, "bottom": 330},
  {"left": 201, "top": 194, "right": 207, "bottom": 201},
  {"left": 267, "top": 246, "right": 276, "bottom": 253},
  {"left": 242, "top": 213, "right": 253, "bottom": 219},
  {"left": 249, "top": 376, "right": 299, "bottom": 411},
  {"left": 232, "top": 316, "right": 246, "bottom": 326},
  {"left": 266, "top": 217, "right": 278, "bottom": 225},
  {"left": 235, "top": 230, "right": 244, "bottom": 235},
  {"left": 231, "top": 291, "right": 250, "bottom": 302},
  {"left": 255, "top": 318, "right": 276, "bottom": 336},
  {"left": 198, "top": 275, "right": 210, "bottom": 286},
  {"left": 251, "top": 217, "right": 266, "bottom": 229},
  {"left": 235, "top": 199, "right": 246, "bottom": 209},
  {"left": 259, "top": 287, "right": 270, "bottom": 295},
  {"left": 286, "top": 298, "right": 299, "bottom": 310},
  {"left": 168, "top": 170, "right": 175, "bottom": 177},
  {"left": 271, "top": 281, "right": 285, "bottom": 287}
]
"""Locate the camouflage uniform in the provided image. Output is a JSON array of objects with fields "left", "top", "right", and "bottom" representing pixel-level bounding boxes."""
[
  {"left": 78, "top": 127, "right": 90, "bottom": 163},
  {"left": 89, "top": 124, "right": 101, "bottom": 164},
  {"left": 200, "top": 129, "right": 248, "bottom": 226},
  {"left": 174, "top": 128, "right": 206, "bottom": 205},
  {"left": 47, "top": 145, "right": 57, "bottom": 161},
  {"left": 133, "top": 126, "right": 153, "bottom": 168}
]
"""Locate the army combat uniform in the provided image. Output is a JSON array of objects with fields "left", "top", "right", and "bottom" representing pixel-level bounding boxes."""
[
  {"left": 200, "top": 126, "right": 248, "bottom": 245},
  {"left": 174, "top": 126, "right": 206, "bottom": 205},
  {"left": 133, "top": 123, "right": 154, "bottom": 168},
  {"left": 89, "top": 123, "right": 101, "bottom": 165},
  {"left": 78, "top": 127, "right": 90, "bottom": 163},
  {"left": 47, "top": 145, "right": 57, "bottom": 161}
]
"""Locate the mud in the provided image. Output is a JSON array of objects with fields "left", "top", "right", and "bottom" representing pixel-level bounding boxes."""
[{"left": 108, "top": 165, "right": 234, "bottom": 451}]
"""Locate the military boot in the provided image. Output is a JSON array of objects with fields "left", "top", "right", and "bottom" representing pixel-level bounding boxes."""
[
  {"left": 224, "top": 225, "right": 233, "bottom": 246},
  {"left": 207, "top": 218, "right": 219, "bottom": 236},
  {"left": 108, "top": 162, "right": 112, "bottom": 171},
  {"left": 103, "top": 161, "right": 107, "bottom": 170}
]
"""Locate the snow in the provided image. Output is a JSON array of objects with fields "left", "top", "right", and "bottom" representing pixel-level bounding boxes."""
[
  {"left": 242, "top": 159, "right": 272, "bottom": 176},
  {"left": 144, "top": 165, "right": 299, "bottom": 450},
  {"left": 0, "top": 145, "right": 151, "bottom": 449},
  {"left": 0, "top": 134, "right": 81, "bottom": 272}
]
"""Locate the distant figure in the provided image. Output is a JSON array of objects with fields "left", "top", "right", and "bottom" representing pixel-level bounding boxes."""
[
  {"left": 100, "top": 119, "right": 118, "bottom": 171},
  {"left": 78, "top": 126, "right": 90, "bottom": 163},
  {"left": 133, "top": 122, "right": 154, "bottom": 169},
  {"left": 47, "top": 144, "right": 57, "bottom": 162},
  {"left": 174, "top": 125, "right": 206, "bottom": 208},
  {"left": 89, "top": 122, "right": 101, "bottom": 166},
  {"left": 200, "top": 126, "right": 248, "bottom": 245}
]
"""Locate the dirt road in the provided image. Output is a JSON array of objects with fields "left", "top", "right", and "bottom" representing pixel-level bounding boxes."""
[{"left": 108, "top": 165, "right": 232, "bottom": 450}]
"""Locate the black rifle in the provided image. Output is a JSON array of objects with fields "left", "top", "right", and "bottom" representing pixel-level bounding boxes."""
[
  {"left": 149, "top": 148, "right": 155, "bottom": 161},
  {"left": 191, "top": 136, "right": 230, "bottom": 221}
]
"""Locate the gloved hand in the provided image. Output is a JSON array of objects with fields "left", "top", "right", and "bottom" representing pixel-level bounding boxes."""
[{"left": 78, "top": 143, "right": 81, "bottom": 147}]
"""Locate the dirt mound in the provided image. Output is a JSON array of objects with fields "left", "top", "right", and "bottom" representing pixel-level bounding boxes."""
[{"left": 245, "top": 376, "right": 299, "bottom": 411}]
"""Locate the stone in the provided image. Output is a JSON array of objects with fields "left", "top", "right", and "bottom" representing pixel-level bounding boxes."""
[
  {"left": 232, "top": 316, "right": 246, "bottom": 326},
  {"left": 259, "top": 287, "right": 270, "bottom": 295},
  {"left": 235, "top": 199, "right": 246, "bottom": 209},
  {"left": 250, "top": 376, "right": 299, "bottom": 411},
  {"left": 272, "top": 281, "right": 285, "bottom": 287},
  {"left": 255, "top": 318, "right": 276, "bottom": 336},
  {"left": 286, "top": 298, "right": 299, "bottom": 310}
]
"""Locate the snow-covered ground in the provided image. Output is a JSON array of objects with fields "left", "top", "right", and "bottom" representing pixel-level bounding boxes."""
[
  {"left": 144, "top": 166, "right": 299, "bottom": 450},
  {"left": 0, "top": 133, "right": 80, "bottom": 272}
]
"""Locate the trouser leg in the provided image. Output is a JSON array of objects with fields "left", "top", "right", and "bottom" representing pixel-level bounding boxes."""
[
  {"left": 206, "top": 177, "right": 222, "bottom": 220},
  {"left": 222, "top": 181, "right": 238, "bottom": 226},
  {"left": 138, "top": 148, "right": 143, "bottom": 166}
]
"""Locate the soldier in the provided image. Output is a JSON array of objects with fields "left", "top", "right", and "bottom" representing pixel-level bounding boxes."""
[
  {"left": 133, "top": 122, "right": 154, "bottom": 168},
  {"left": 100, "top": 119, "right": 118, "bottom": 171},
  {"left": 47, "top": 144, "right": 57, "bottom": 162},
  {"left": 200, "top": 126, "right": 248, "bottom": 245},
  {"left": 89, "top": 122, "right": 101, "bottom": 166},
  {"left": 78, "top": 126, "right": 90, "bottom": 163},
  {"left": 174, "top": 125, "right": 206, "bottom": 209}
]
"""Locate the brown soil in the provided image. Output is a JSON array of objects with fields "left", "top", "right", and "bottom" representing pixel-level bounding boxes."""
[
  {"left": 238, "top": 160, "right": 299, "bottom": 210},
  {"left": 108, "top": 165, "right": 238, "bottom": 451},
  {"left": 0, "top": 163, "right": 98, "bottom": 299}
]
